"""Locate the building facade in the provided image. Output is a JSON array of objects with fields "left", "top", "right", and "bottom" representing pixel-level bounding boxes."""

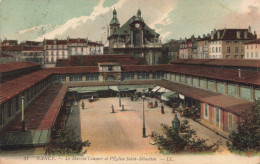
[
  {"left": 107, "top": 9, "right": 162, "bottom": 65},
  {"left": 179, "top": 36, "right": 196, "bottom": 59},
  {"left": 43, "top": 38, "right": 104, "bottom": 65},
  {"left": 244, "top": 39, "right": 260, "bottom": 59},
  {"left": 208, "top": 27, "right": 256, "bottom": 59},
  {"left": 196, "top": 35, "right": 210, "bottom": 59},
  {"left": 162, "top": 39, "right": 183, "bottom": 60}
]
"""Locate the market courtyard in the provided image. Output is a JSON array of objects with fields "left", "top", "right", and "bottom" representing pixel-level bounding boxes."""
[{"left": 67, "top": 97, "right": 228, "bottom": 155}]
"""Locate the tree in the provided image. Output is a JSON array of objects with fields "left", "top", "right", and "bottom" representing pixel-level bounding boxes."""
[
  {"left": 153, "top": 120, "right": 218, "bottom": 153},
  {"left": 227, "top": 100, "right": 260, "bottom": 153},
  {"left": 51, "top": 129, "right": 91, "bottom": 155}
]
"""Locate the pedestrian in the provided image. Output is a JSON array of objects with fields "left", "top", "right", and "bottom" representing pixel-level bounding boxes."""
[
  {"left": 172, "top": 106, "right": 175, "bottom": 113},
  {"left": 111, "top": 105, "right": 115, "bottom": 113},
  {"left": 154, "top": 101, "right": 158, "bottom": 107},
  {"left": 81, "top": 101, "right": 85, "bottom": 109},
  {"left": 161, "top": 104, "right": 165, "bottom": 114}
]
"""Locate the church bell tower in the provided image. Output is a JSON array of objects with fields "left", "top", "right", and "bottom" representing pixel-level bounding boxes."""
[{"left": 109, "top": 8, "right": 120, "bottom": 35}]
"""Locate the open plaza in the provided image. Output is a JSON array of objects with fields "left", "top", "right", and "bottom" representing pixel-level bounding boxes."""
[{"left": 67, "top": 96, "right": 228, "bottom": 155}]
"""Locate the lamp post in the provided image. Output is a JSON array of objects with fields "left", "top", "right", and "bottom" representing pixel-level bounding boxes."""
[
  {"left": 142, "top": 94, "right": 146, "bottom": 138},
  {"left": 118, "top": 77, "right": 121, "bottom": 107},
  {"left": 172, "top": 114, "right": 180, "bottom": 131},
  {"left": 21, "top": 96, "right": 25, "bottom": 131}
]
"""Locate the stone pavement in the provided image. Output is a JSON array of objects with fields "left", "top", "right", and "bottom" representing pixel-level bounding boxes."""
[{"left": 69, "top": 97, "right": 228, "bottom": 155}]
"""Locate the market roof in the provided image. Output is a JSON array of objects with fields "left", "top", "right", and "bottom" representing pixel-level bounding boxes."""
[
  {"left": 170, "top": 59, "right": 260, "bottom": 68},
  {"left": 156, "top": 80, "right": 253, "bottom": 116},
  {"left": 2, "top": 83, "right": 67, "bottom": 132},
  {"left": 0, "top": 69, "right": 52, "bottom": 104},
  {"left": 0, "top": 62, "right": 40, "bottom": 74}
]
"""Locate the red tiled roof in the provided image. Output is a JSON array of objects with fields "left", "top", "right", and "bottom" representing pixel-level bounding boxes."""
[
  {"left": 0, "top": 62, "right": 40, "bottom": 74},
  {"left": 167, "top": 65, "right": 260, "bottom": 86},
  {"left": 55, "top": 55, "right": 144, "bottom": 67},
  {"left": 2, "top": 83, "right": 68, "bottom": 132},
  {"left": 0, "top": 69, "right": 52, "bottom": 104},
  {"left": 122, "top": 65, "right": 171, "bottom": 72},
  {"left": 24, "top": 41, "right": 42, "bottom": 46},
  {"left": 47, "top": 66, "right": 98, "bottom": 74},
  {"left": 0, "top": 54, "right": 14, "bottom": 58},
  {"left": 170, "top": 59, "right": 260, "bottom": 68},
  {"left": 1, "top": 45, "right": 23, "bottom": 51},
  {"left": 244, "top": 39, "right": 260, "bottom": 44},
  {"left": 22, "top": 46, "right": 44, "bottom": 51},
  {"left": 2, "top": 40, "right": 18, "bottom": 45},
  {"left": 45, "top": 40, "right": 67, "bottom": 45}
]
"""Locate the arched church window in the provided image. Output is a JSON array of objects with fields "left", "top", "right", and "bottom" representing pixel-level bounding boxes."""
[{"left": 134, "top": 30, "right": 141, "bottom": 46}]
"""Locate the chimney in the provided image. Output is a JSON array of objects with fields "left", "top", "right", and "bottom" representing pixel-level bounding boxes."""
[
  {"left": 211, "top": 31, "right": 214, "bottom": 40},
  {"left": 254, "top": 31, "right": 257, "bottom": 39},
  {"left": 237, "top": 31, "right": 241, "bottom": 39},
  {"left": 238, "top": 69, "right": 241, "bottom": 78},
  {"left": 248, "top": 25, "right": 251, "bottom": 33},
  {"left": 217, "top": 31, "right": 220, "bottom": 39},
  {"left": 244, "top": 31, "right": 248, "bottom": 39},
  {"left": 21, "top": 96, "right": 25, "bottom": 131},
  {"left": 203, "top": 34, "right": 205, "bottom": 38}
]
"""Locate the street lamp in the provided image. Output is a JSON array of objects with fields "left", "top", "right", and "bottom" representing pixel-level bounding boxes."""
[
  {"left": 21, "top": 96, "right": 25, "bottom": 131},
  {"left": 118, "top": 77, "right": 121, "bottom": 107},
  {"left": 142, "top": 93, "right": 146, "bottom": 138},
  {"left": 172, "top": 114, "right": 180, "bottom": 131}
]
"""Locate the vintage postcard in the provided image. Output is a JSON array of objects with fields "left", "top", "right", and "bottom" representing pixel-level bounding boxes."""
[{"left": 0, "top": 0, "right": 259, "bottom": 164}]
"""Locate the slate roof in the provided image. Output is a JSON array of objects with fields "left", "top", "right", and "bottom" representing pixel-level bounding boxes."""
[
  {"left": 210, "top": 29, "right": 255, "bottom": 41},
  {"left": 111, "top": 15, "right": 159, "bottom": 37},
  {"left": 244, "top": 39, "right": 260, "bottom": 44}
]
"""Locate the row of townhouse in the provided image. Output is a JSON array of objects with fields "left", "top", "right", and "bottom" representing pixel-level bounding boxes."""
[
  {"left": 43, "top": 38, "right": 104, "bottom": 64},
  {"left": 0, "top": 38, "right": 104, "bottom": 65},
  {"left": 179, "top": 26, "right": 259, "bottom": 59}
]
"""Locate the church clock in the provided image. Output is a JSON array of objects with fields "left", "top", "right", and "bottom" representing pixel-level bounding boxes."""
[{"left": 135, "top": 23, "right": 140, "bottom": 28}]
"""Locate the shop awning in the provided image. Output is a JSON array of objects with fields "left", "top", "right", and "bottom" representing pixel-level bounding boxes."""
[
  {"left": 157, "top": 87, "right": 170, "bottom": 93},
  {"left": 161, "top": 91, "right": 177, "bottom": 101},
  {"left": 151, "top": 86, "right": 161, "bottom": 92},
  {"left": 69, "top": 86, "right": 109, "bottom": 93},
  {"left": 109, "top": 85, "right": 137, "bottom": 92}
]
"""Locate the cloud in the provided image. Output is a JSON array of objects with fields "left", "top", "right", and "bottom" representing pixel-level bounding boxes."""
[
  {"left": 31, "top": 0, "right": 175, "bottom": 43},
  {"left": 216, "top": 4, "right": 260, "bottom": 34}
]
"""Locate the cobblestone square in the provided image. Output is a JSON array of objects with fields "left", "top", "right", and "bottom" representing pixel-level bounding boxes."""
[{"left": 67, "top": 97, "right": 228, "bottom": 155}]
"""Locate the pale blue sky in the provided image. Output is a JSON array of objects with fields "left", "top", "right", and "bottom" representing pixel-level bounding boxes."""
[{"left": 0, "top": 0, "right": 259, "bottom": 43}]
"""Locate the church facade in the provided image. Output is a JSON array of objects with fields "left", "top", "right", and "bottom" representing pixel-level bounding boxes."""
[{"left": 108, "top": 9, "right": 162, "bottom": 65}]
